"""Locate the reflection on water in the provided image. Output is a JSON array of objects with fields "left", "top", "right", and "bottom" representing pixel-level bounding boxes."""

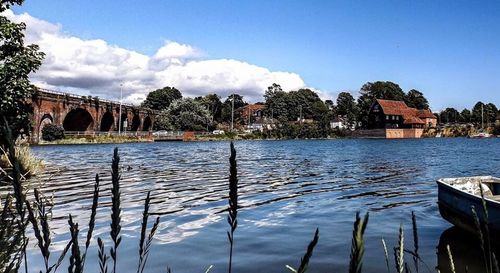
[
  {"left": 7, "top": 138, "right": 500, "bottom": 272},
  {"left": 437, "top": 227, "right": 499, "bottom": 273}
]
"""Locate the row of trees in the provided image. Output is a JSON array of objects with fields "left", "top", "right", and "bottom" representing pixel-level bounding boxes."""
[
  {"left": 141, "top": 87, "right": 249, "bottom": 131},
  {"left": 439, "top": 102, "right": 499, "bottom": 126},
  {"left": 141, "top": 81, "right": 435, "bottom": 132}
]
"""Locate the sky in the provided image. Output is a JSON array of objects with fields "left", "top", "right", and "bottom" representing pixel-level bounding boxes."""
[{"left": 7, "top": 0, "right": 500, "bottom": 110}]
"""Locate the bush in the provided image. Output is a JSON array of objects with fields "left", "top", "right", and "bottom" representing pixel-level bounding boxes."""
[
  {"left": 493, "top": 124, "right": 500, "bottom": 135},
  {"left": 41, "top": 124, "right": 65, "bottom": 141}
]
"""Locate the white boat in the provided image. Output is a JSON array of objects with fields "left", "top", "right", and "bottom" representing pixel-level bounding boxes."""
[
  {"left": 469, "top": 132, "right": 492, "bottom": 138},
  {"left": 437, "top": 176, "right": 500, "bottom": 232}
]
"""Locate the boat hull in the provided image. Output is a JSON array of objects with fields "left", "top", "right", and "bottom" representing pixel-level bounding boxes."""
[{"left": 437, "top": 180, "right": 500, "bottom": 233}]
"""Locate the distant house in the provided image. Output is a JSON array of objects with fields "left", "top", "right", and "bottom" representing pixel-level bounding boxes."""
[
  {"left": 330, "top": 115, "right": 352, "bottom": 130},
  {"left": 368, "top": 99, "right": 437, "bottom": 129},
  {"left": 238, "top": 104, "right": 265, "bottom": 123},
  {"left": 356, "top": 99, "right": 437, "bottom": 138}
]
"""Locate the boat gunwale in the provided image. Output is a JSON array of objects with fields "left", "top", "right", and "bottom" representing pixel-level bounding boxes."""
[{"left": 437, "top": 176, "right": 500, "bottom": 206}]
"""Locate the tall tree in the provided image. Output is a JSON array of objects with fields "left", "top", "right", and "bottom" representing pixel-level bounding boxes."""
[
  {"left": 404, "top": 89, "right": 429, "bottom": 109},
  {"left": 141, "top": 86, "right": 182, "bottom": 110},
  {"left": 336, "top": 92, "right": 359, "bottom": 127},
  {"left": 459, "top": 109, "right": 472, "bottom": 123},
  {"left": 471, "top": 101, "right": 485, "bottom": 124},
  {"left": 195, "top": 94, "right": 222, "bottom": 122},
  {"left": 1, "top": 0, "right": 45, "bottom": 145},
  {"left": 155, "top": 98, "right": 211, "bottom": 131},
  {"left": 324, "top": 100, "right": 334, "bottom": 110},
  {"left": 221, "top": 94, "right": 247, "bottom": 123},
  {"left": 485, "top": 103, "right": 498, "bottom": 126},
  {"left": 357, "top": 81, "right": 406, "bottom": 127},
  {"left": 439, "top": 108, "right": 460, "bottom": 124},
  {"left": 288, "top": 88, "right": 328, "bottom": 121},
  {"left": 264, "top": 84, "right": 289, "bottom": 122}
]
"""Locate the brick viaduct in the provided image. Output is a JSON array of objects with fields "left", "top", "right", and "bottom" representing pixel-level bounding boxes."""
[{"left": 31, "top": 88, "right": 158, "bottom": 141}]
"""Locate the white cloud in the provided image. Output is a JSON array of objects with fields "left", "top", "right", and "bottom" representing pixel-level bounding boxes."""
[{"left": 4, "top": 10, "right": 311, "bottom": 104}]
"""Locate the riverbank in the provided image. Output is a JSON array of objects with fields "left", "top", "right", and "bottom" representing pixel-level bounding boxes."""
[
  {"left": 36, "top": 135, "right": 154, "bottom": 145},
  {"left": 423, "top": 125, "right": 499, "bottom": 138}
]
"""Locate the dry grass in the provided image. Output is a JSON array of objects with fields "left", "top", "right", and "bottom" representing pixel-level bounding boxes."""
[{"left": 1, "top": 145, "right": 44, "bottom": 178}]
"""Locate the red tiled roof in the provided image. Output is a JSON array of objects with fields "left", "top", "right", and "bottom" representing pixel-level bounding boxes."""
[
  {"left": 415, "top": 109, "right": 436, "bottom": 119},
  {"left": 239, "top": 104, "right": 265, "bottom": 112},
  {"left": 376, "top": 99, "right": 436, "bottom": 124},
  {"left": 403, "top": 117, "right": 425, "bottom": 125},
  {"left": 376, "top": 99, "right": 409, "bottom": 115}
]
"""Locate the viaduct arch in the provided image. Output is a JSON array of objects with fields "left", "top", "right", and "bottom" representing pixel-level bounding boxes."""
[{"left": 31, "top": 89, "right": 158, "bottom": 141}]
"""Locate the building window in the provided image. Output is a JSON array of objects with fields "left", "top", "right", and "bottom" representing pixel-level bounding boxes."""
[
  {"left": 386, "top": 115, "right": 389, "bottom": 120},
  {"left": 392, "top": 116, "right": 396, "bottom": 120}
]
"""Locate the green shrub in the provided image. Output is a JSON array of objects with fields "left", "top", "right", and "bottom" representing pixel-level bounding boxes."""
[
  {"left": 493, "top": 124, "right": 500, "bottom": 135},
  {"left": 41, "top": 124, "right": 65, "bottom": 141}
]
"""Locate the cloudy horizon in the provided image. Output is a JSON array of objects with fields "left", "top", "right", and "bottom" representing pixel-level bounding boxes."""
[{"left": 5, "top": 10, "right": 320, "bottom": 105}]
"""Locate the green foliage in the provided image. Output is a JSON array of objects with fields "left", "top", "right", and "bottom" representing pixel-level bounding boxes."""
[
  {"left": 357, "top": 81, "right": 406, "bottom": 127},
  {"left": 41, "top": 124, "right": 65, "bottom": 141},
  {"left": 155, "top": 98, "right": 212, "bottom": 131},
  {"left": 141, "top": 86, "right": 182, "bottom": 111},
  {"left": 405, "top": 89, "right": 429, "bottom": 110},
  {"left": 439, "top": 108, "right": 460, "bottom": 124},
  {"left": 195, "top": 93, "right": 223, "bottom": 122},
  {"left": 336, "top": 92, "right": 358, "bottom": 127},
  {"left": 264, "top": 84, "right": 329, "bottom": 123},
  {"left": 221, "top": 94, "right": 247, "bottom": 123},
  {"left": 0, "top": 1, "right": 45, "bottom": 146},
  {"left": 493, "top": 124, "right": 500, "bottom": 135},
  {"left": 472, "top": 102, "right": 498, "bottom": 125},
  {"left": 460, "top": 109, "right": 472, "bottom": 123}
]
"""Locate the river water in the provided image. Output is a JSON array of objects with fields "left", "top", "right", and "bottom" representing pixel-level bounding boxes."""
[{"left": 19, "top": 138, "right": 500, "bottom": 272}]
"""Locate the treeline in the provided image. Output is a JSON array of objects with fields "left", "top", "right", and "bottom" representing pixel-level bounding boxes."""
[
  {"left": 142, "top": 81, "right": 434, "bottom": 134},
  {"left": 438, "top": 102, "right": 499, "bottom": 125}
]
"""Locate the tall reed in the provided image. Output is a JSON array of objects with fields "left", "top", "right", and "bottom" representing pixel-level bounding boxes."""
[
  {"left": 110, "top": 148, "right": 122, "bottom": 273},
  {"left": 394, "top": 224, "right": 404, "bottom": 273},
  {"left": 0, "top": 194, "right": 25, "bottom": 272},
  {"left": 227, "top": 142, "right": 238, "bottom": 273},
  {"left": 411, "top": 211, "right": 419, "bottom": 273},
  {"left": 137, "top": 191, "right": 161, "bottom": 273},
  {"left": 349, "top": 212, "right": 369, "bottom": 273},
  {"left": 68, "top": 214, "right": 83, "bottom": 273},
  {"left": 98, "top": 237, "right": 109, "bottom": 273},
  {"left": 287, "top": 228, "right": 319, "bottom": 273}
]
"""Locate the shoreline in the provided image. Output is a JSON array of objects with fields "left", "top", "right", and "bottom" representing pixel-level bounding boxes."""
[{"left": 32, "top": 134, "right": 500, "bottom": 146}]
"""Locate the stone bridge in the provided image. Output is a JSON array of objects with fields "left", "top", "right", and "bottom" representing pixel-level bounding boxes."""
[{"left": 31, "top": 88, "right": 158, "bottom": 141}]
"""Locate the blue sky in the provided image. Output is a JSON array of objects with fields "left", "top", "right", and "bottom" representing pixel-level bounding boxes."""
[{"left": 11, "top": 0, "right": 500, "bottom": 110}]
